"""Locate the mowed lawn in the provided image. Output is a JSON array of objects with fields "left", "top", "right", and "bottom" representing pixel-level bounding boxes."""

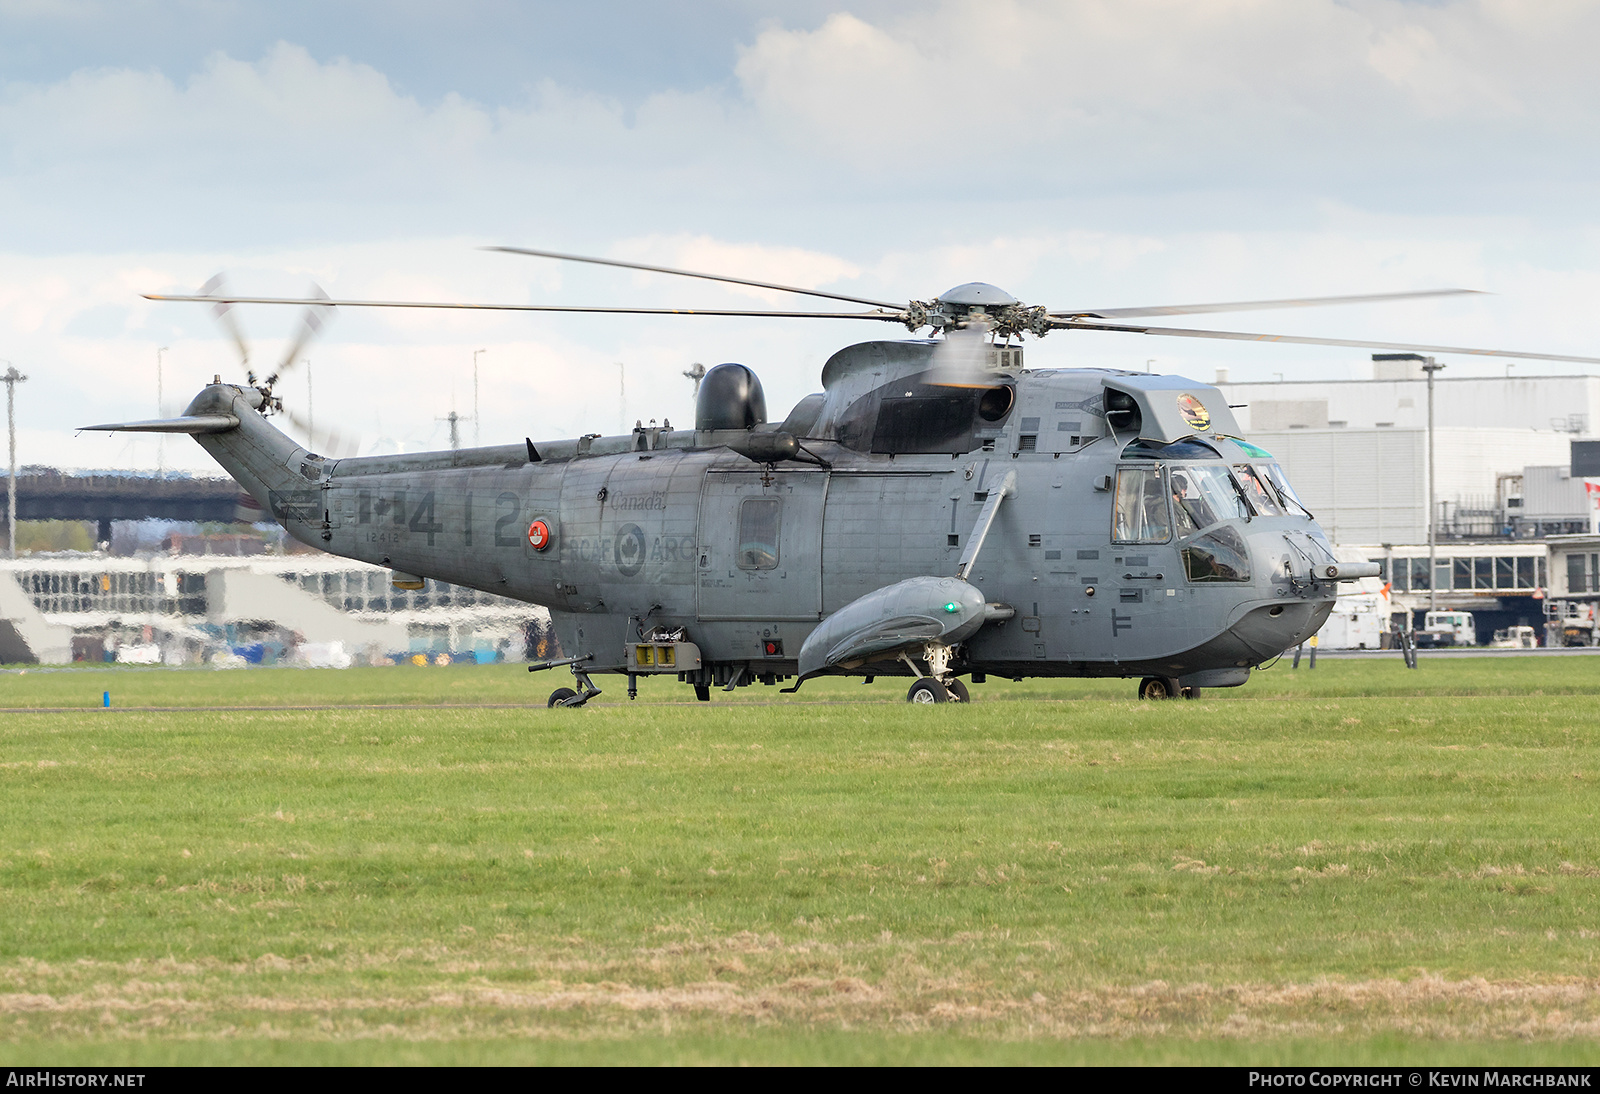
[{"left": 1, "top": 659, "right": 1598, "bottom": 1065}]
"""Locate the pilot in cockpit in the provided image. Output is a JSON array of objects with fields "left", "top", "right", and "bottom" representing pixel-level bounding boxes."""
[{"left": 1170, "top": 469, "right": 1219, "bottom": 536}]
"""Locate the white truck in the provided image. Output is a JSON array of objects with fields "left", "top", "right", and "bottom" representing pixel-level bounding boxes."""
[
  {"left": 1546, "top": 601, "right": 1598, "bottom": 647},
  {"left": 1414, "top": 610, "right": 1476, "bottom": 648},
  {"left": 1489, "top": 626, "right": 1538, "bottom": 649},
  {"left": 1315, "top": 593, "right": 1388, "bottom": 649}
]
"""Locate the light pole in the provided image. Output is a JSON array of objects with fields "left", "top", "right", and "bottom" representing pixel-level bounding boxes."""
[
  {"left": 472, "top": 349, "right": 485, "bottom": 446},
  {"left": 3, "top": 363, "right": 26, "bottom": 560},
  {"left": 1422, "top": 356, "right": 1444, "bottom": 613},
  {"left": 1375, "top": 353, "right": 1443, "bottom": 616},
  {"left": 156, "top": 347, "right": 168, "bottom": 474}
]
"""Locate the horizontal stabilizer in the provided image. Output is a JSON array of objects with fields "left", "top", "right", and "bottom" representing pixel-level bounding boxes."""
[{"left": 79, "top": 415, "right": 241, "bottom": 434}]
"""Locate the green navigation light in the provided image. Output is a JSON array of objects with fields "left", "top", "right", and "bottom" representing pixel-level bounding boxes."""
[{"left": 944, "top": 602, "right": 960, "bottom": 613}]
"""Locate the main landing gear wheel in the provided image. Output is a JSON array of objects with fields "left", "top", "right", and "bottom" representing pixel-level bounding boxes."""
[
  {"left": 907, "top": 678, "right": 950, "bottom": 704},
  {"left": 547, "top": 687, "right": 579, "bottom": 708},
  {"left": 1182, "top": 686, "right": 1201, "bottom": 700},
  {"left": 944, "top": 678, "right": 971, "bottom": 703},
  {"left": 1138, "top": 676, "right": 1182, "bottom": 701}
]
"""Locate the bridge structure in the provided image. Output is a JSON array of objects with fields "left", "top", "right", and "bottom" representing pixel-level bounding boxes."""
[{"left": 4, "top": 469, "right": 257, "bottom": 543}]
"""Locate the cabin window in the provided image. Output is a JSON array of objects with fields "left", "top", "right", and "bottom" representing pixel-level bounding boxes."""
[
  {"left": 1112, "top": 467, "right": 1172, "bottom": 543},
  {"left": 737, "top": 498, "right": 781, "bottom": 570},
  {"left": 1181, "top": 527, "right": 1252, "bottom": 583}
]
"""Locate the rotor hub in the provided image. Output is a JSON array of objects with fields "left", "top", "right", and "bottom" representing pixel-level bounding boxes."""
[{"left": 937, "top": 282, "right": 1019, "bottom": 310}]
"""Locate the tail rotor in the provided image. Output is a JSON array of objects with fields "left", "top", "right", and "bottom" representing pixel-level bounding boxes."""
[{"left": 199, "top": 272, "right": 354, "bottom": 455}]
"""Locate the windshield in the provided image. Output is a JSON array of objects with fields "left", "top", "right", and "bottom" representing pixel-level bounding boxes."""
[
  {"left": 1260, "top": 463, "right": 1312, "bottom": 518},
  {"left": 1231, "top": 464, "right": 1283, "bottom": 516},
  {"left": 1170, "top": 465, "right": 1251, "bottom": 536}
]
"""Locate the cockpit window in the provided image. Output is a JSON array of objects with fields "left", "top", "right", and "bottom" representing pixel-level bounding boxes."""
[
  {"left": 1182, "top": 527, "right": 1252, "bottom": 583},
  {"left": 1229, "top": 438, "right": 1275, "bottom": 459},
  {"left": 1170, "top": 465, "right": 1252, "bottom": 536},
  {"left": 1231, "top": 464, "right": 1283, "bottom": 516},
  {"left": 1261, "top": 463, "right": 1312, "bottom": 518},
  {"left": 1112, "top": 467, "right": 1173, "bottom": 543},
  {"left": 1121, "top": 438, "right": 1221, "bottom": 460}
]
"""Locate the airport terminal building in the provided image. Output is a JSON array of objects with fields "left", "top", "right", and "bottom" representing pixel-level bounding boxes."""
[
  {"left": 1217, "top": 363, "right": 1600, "bottom": 647},
  {"left": 0, "top": 551, "right": 551, "bottom": 666}
]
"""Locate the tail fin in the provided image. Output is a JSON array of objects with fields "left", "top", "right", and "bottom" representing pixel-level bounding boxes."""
[{"left": 82, "top": 383, "right": 328, "bottom": 545}]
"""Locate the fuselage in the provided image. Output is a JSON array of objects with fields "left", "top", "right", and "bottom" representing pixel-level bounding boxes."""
[{"left": 184, "top": 339, "right": 1339, "bottom": 690}]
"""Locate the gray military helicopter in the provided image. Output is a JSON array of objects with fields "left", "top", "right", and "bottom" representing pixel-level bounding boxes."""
[{"left": 89, "top": 249, "right": 1600, "bottom": 705}]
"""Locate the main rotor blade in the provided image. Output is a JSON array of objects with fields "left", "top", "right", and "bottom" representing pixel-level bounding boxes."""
[
  {"left": 144, "top": 293, "right": 909, "bottom": 322},
  {"left": 1054, "top": 288, "right": 1485, "bottom": 320},
  {"left": 1055, "top": 318, "right": 1600, "bottom": 364},
  {"left": 485, "top": 245, "right": 905, "bottom": 310},
  {"left": 268, "top": 284, "right": 333, "bottom": 386}
]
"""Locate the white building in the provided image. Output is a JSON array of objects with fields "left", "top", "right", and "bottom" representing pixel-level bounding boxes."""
[
  {"left": 1218, "top": 367, "right": 1600, "bottom": 434},
  {"left": 0, "top": 554, "right": 549, "bottom": 666},
  {"left": 1215, "top": 368, "right": 1596, "bottom": 545}
]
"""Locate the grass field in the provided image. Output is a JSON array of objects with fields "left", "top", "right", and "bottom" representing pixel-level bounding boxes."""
[{"left": 2, "top": 658, "right": 1598, "bottom": 1065}]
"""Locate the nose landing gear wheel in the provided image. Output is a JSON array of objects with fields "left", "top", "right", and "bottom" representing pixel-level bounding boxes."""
[
  {"left": 944, "top": 678, "right": 971, "bottom": 703},
  {"left": 547, "top": 687, "right": 580, "bottom": 708},
  {"left": 1138, "top": 676, "right": 1181, "bottom": 700},
  {"left": 906, "top": 678, "right": 950, "bottom": 704}
]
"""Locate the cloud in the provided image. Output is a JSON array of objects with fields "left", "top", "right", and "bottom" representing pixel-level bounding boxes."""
[
  {"left": 4, "top": 2, "right": 1600, "bottom": 259},
  {"left": 2, "top": 3, "right": 1599, "bottom": 474},
  {"left": 732, "top": 0, "right": 1600, "bottom": 196}
]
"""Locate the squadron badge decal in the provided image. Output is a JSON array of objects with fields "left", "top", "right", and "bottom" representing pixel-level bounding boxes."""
[{"left": 1177, "top": 393, "right": 1211, "bottom": 430}]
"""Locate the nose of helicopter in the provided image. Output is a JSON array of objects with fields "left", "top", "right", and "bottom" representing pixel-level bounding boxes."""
[
  {"left": 1235, "top": 523, "right": 1341, "bottom": 659},
  {"left": 1223, "top": 598, "right": 1336, "bottom": 662}
]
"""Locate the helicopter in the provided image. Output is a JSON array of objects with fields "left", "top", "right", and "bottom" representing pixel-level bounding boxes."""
[{"left": 86, "top": 248, "right": 1600, "bottom": 705}]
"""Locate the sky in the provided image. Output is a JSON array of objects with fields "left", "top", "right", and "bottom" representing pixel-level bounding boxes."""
[{"left": 3, "top": 0, "right": 1599, "bottom": 473}]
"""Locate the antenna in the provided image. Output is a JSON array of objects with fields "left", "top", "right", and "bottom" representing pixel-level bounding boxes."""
[
  {"left": 156, "top": 346, "right": 169, "bottom": 474},
  {"left": 3, "top": 363, "right": 27, "bottom": 559},
  {"left": 438, "top": 380, "right": 462, "bottom": 451},
  {"left": 472, "top": 348, "right": 485, "bottom": 446}
]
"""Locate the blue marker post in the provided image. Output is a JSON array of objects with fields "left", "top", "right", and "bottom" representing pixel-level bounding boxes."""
[{"left": 102, "top": 691, "right": 110, "bottom": 709}]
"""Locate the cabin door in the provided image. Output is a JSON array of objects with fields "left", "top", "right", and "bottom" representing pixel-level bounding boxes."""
[{"left": 696, "top": 470, "right": 829, "bottom": 621}]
